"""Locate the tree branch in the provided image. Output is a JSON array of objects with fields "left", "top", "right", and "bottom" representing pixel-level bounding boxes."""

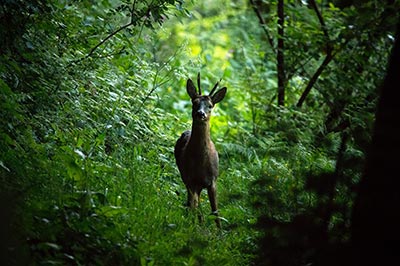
[
  {"left": 296, "top": 0, "right": 333, "bottom": 108},
  {"left": 249, "top": 0, "right": 275, "bottom": 51},
  {"left": 296, "top": 52, "right": 333, "bottom": 107},
  {"left": 86, "top": 23, "right": 133, "bottom": 60},
  {"left": 130, "top": 0, "right": 138, "bottom": 24},
  {"left": 70, "top": 2, "right": 154, "bottom": 65},
  {"left": 134, "top": 47, "right": 181, "bottom": 114},
  {"left": 309, "top": 0, "right": 333, "bottom": 54}
]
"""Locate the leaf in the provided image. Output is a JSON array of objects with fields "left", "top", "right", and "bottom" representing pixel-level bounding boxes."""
[{"left": 74, "top": 149, "right": 86, "bottom": 159}]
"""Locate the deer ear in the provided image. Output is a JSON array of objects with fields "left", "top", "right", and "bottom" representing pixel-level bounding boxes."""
[
  {"left": 211, "top": 87, "right": 227, "bottom": 104},
  {"left": 186, "top": 79, "right": 197, "bottom": 99}
]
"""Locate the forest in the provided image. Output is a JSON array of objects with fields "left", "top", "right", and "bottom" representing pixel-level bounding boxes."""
[{"left": 1, "top": 0, "right": 399, "bottom": 265}]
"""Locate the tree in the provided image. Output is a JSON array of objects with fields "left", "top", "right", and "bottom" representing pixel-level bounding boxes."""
[
  {"left": 351, "top": 21, "right": 400, "bottom": 266},
  {"left": 0, "top": 1, "right": 185, "bottom": 264},
  {"left": 250, "top": 0, "right": 399, "bottom": 110},
  {"left": 250, "top": 1, "right": 400, "bottom": 265},
  {"left": 277, "top": 0, "right": 285, "bottom": 106}
]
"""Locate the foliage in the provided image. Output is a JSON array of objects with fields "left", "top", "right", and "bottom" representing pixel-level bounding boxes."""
[{"left": 0, "top": 0, "right": 398, "bottom": 265}]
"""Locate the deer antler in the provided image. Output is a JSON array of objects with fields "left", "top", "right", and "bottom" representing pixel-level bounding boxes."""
[
  {"left": 197, "top": 72, "right": 201, "bottom": 95},
  {"left": 210, "top": 78, "right": 222, "bottom": 96}
]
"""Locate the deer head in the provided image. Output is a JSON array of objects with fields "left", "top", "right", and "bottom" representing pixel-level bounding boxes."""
[{"left": 186, "top": 73, "right": 227, "bottom": 123}]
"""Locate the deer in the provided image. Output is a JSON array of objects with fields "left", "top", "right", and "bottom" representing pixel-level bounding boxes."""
[{"left": 174, "top": 73, "right": 227, "bottom": 228}]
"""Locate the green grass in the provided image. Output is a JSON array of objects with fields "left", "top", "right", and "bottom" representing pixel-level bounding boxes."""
[
  {"left": 108, "top": 141, "right": 258, "bottom": 266},
  {"left": 31, "top": 134, "right": 259, "bottom": 266}
]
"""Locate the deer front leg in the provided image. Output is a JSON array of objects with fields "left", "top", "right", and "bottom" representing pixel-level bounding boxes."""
[
  {"left": 187, "top": 188, "right": 200, "bottom": 208},
  {"left": 186, "top": 188, "right": 204, "bottom": 224},
  {"left": 207, "top": 182, "right": 221, "bottom": 228}
]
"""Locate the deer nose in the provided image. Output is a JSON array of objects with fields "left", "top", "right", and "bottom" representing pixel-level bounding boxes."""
[{"left": 196, "top": 110, "right": 207, "bottom": 119}]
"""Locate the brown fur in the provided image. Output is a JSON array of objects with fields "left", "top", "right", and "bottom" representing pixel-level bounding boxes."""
[{"left": 174, "top": 74, "right": 226, "bottom": 227}]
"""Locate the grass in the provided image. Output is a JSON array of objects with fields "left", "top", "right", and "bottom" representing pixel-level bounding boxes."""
[{"left": 82, "top": 136, "right": 259, "bottom": 266}]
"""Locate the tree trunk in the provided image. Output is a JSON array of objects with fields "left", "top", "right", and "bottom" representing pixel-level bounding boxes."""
[
  {"left": 277, "top": 0, "right": 285, "bottom": 106},
  {"left": 351, "top": 23, "right": 400, "bottom": 266}
]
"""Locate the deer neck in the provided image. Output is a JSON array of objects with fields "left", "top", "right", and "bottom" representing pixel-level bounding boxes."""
[{"left": 189, "top": 120, "right": 212, "bottom": 152}]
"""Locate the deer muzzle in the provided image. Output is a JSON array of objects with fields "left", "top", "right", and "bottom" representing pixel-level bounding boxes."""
[{"left": 196, "top": 110, "right": 207, "bottom": 120}]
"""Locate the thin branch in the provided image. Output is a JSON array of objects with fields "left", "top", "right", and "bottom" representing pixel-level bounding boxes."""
[
  {"left": 87, "top": 23, "right": 133, "bottom": 59},
  {"left": 309, "top": 0, "right": 333, "bottom": 54},
  {"left": 249, "top": 0, "right": 275, "bottom": 51},
  {"left": 286, "top": 54, "right": 314, "bottom": 82},
  {"left": 67, "top": 22, "right": 133, "bottom": 66},
  {"left": 296, "top": 52, "right": 333, "bottom": 107},
  {"left": 296, "top": 0, "right": 333, "bottom": 108},
  {"left": 130, "top": 0, "right": 138, "bottom": 24},
  {"left": 66, "top": 23, "right": 131, "bottom": 67},
  {"left": 89, "top": 46, "right": 126, "bottom": 60},
  {"left": 134, "top": 47, "right": 182, "bottom": 114},
  {"left": 70, "top": 2, "right": 154, "bottom": 65}
]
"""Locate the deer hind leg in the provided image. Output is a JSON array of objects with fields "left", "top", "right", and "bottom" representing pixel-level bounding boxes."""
[{"left": 207, "top": 183, "right": 221, "bottom": 228}]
